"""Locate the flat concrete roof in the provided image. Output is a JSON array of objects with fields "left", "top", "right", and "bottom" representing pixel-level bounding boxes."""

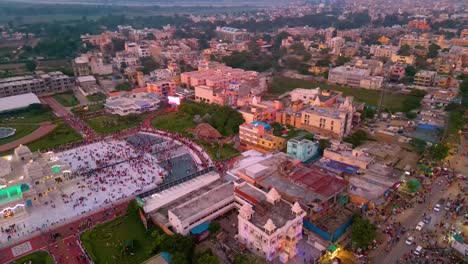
[{"left": 169, "top": 181, "right": 234, "bottom": 221}]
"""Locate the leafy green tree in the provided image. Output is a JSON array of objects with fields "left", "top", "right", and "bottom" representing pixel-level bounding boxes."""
[
  {"left": 409, "top": 139, "right": 427, "bottom": 154},
  {"left": 405, "top": 65, "right": 417, "bottom": 77},
  {"left": 398, "top": 44, "right": 411, "bottom": 56},
  {"left": 427, "top": 43, "right": 440, "bottom": 58},
  {"left": 208, "top": 222, "right": 221, "bottom": 234},
  {"left": 335, "top": 56, "right": 351, "bottom": 66},
  {"left": 115, "top": 82, "right": 131, "bottom": 91},
  {"left": 428, "top": 143, "right": 450, "bottom": 161},
  {"left": 141, "top": 57, "right": 160, "bottom": 74},
  {"left": 351, "top": 214, "right": 377, "bottom": 249},
  {"left": 195, "top": 250, "right": 220, "bottom": 264},
  {"left": 25, "top": 60, "right": 37, "bottom": 72},
  {"left": 233, "top": 254, "right": 257, "bottom": 264}
]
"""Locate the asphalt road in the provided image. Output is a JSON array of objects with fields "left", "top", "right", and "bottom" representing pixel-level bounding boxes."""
[{"left": 371, "top": 176, "right": 458, "bottom": 264}]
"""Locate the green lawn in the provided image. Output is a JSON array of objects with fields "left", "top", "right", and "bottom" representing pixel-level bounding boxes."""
[
  {"left": 0, "top": 108, "right": 55, "bottom": 124},
  {"left": 87, "top": 115, "right": 144, "bottom": 134},
  {"left": 87, "top": 92, "right": 107, "bottom": 102},
  {"left": 198, "top": 141, "right": 240, "bottom": 161},
  {"left": 0, "top": 124, "right": 39, "bottom": 146},
  {"left": 26, "top": 123, "right": 82, "bottom": 151},
  {"left": 81, "top": 212, "right": 155, "bottom": 264},
  {"left": 151, "top": 112, "right": 195, "bottom": 135},
  {"left": 10, "top": 250, "right": 53, "bottom": 264},
  {"left": 271, "top": 77, "right": 415, "bottom": 112},
  {"left": 53, "top": 92, "right": 80, "bottom": 107}
]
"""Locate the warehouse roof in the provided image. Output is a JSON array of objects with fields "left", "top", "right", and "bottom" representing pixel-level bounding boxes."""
[{"left": 0, "top": 93, "right": 41, "bottom": 113}]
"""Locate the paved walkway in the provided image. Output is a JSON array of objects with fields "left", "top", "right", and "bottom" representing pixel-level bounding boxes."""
[
  {"left": 43, "top": 96, "right": 98, "bottom": 139},
  {"left": 0, "top": 123, "right": 56, "bottom": 152},
  {"left": 0, "top": 201, "right": 129, "bottom": 264}
]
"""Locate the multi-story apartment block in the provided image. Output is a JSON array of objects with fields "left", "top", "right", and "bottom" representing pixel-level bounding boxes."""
[
  {"left": 414, "top": 70, "right": 437, "bottom": 87},
  {"left": 326, "top": 37, "right": 345, "bottom": 54},
  {"left": 113, "top": 51, "right": 139, "bottom": 69},
  {"left": 0, "top": 72, "right": 73, "bottom": 98},
  {"left": 323, "top": 143, "right": 374, "bottom": 169},
  {"left": 72, "top": 56, "right": 91, "bottom": 77},
  {"left": 389, "top": 65, "right": 406, "bottom": 81},
  {"left": 125, "top": 42, "right": 139, "bottom": 56},
  {"left": 300, "top": 97, "right": 357, "bottom": 139},
  {"left": 194, "top": 85, "right": 227, "bottom": 105},
  {"left": 390, "top": 54, "right": 415, "bottom": 65},
  {"left": 399, "top": 35, "right": 430, "bottom": 48},
  {"left": 138, "top": 43, "right": 150, "bottom": 58},
  {"left": 239, "top": 121, "right": 286, "bottom": 153},
  {"left": 287, "top": 138, "right": 319, "bottom": 162},
  {"left": 237, "top": 187, "right": 306, "bottom": 262},
  {"left": 146, "top": 80, "right": 176, "bottom": 97},
  {"left": 215, "top": 27, "right": 250, "bottom": 42},
  {"left": 328, "top": 66, "right": 383, "bottom": 89}
]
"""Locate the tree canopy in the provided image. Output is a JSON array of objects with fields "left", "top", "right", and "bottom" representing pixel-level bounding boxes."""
[{"left": 351, "top": 214, "right": 377, "bottom": 249}]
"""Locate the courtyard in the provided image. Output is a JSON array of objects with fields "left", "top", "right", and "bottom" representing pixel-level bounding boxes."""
[
  {"left": 0, "top": 132, "right": 203, "bottom": 245},
  {"left": 87, "top": 114, "right": 145, "bottom": 134}
]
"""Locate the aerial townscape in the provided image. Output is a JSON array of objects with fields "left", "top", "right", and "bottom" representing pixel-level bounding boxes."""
[{"left": 0, "top": 0, "right": 467, "bottom": 263}]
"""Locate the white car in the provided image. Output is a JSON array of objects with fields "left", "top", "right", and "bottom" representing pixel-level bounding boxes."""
[
  {"left": 434, "top": 204, "right": 441, "bottom": 212},
  {"left": 415, "top": 221, "right": 424, "bottom": 231},
  {"left": 414, "top": 245, "right": 422, "bottom": 256},
  {"left": 405, "top": 236, "right": 414, "bottom": 245}
]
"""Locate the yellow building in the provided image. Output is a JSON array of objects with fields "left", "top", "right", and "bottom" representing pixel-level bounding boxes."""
[
  {"left": 309, "top": 66, "right": 329, "bottom": 75},
  {"left": 239, "top": 122, "right": 286, "bottom": 152},
  {"left": 391, "top": 54, "right": 415, "bottom": 65},
  {"left": 378, "top": 36, "right": 390, "bottom": 45}
]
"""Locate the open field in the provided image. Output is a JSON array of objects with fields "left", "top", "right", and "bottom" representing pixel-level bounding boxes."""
[
  {"left": 271, "top": 77, "right": 416, "bottom": 112},
  {"left": 10, "top": 250, "right": 53, "bottom": 264},
  {"left": 151, "top": 112, "right": 195, "bottom": 135},
  {"left": 87, "top": 114, "right": 144, "bottom": 134}
]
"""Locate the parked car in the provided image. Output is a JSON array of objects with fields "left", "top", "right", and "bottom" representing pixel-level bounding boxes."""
[
  {"left": 416, "top": 221, "right": 424, "bottom": 231},
  {"left": 422, "top": 216, "right": 432, "bottom": 224},
  {"left": 434, "top": 204, "right": 441, "bottom": 212},
  {"left": 414, "top": 245, "right": 423, "bottom": 256},
  {"left": 405, "top": 236, "right": 414, "bottom": 245},
  {"left": 445, "top": 202, "right": 451, "bottom": 211}
]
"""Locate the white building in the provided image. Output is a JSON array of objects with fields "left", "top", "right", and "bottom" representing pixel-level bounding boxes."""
[
  {"left": 236, "top": 185, "right": 306, "bottom": 262},
  {"left": 104, "top": 92, "right": 160, "bottom": 116},
  {"left": 369, "top": 45, "right": 399, "bottom": 59},
  {"left": 113, "top": 51, "right": 139, "bottom": 69},
  {"left": 328, "top": 66, "right": 383, "bottom": 90},
  {"left": 138, "top": 43, "right": 150, "bottom": 58},
  {"left": 0, "top": 93, "right": 41, "bottom": 113}
]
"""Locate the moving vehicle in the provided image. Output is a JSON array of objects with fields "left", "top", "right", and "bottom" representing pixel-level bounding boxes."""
[
  {"left": 415, "top": 221, "right": 424, "bottom": 231},
  {"left": 405, "top": 236, "right": 414, "bottom": 245}
]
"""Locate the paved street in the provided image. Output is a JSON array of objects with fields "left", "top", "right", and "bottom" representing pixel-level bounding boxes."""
[{"left": 370, "top": 175, "right": 462, "bottom": 264}]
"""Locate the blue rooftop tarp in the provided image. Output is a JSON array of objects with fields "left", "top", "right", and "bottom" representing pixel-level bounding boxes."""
[
  {"left": 320, "top": 159, "right": 359, "bottom": 174},
  {"left": 190, "top": 222, "right": 210, "bottom": 235},
  {"left": 251, "top": 121, "right": 271, "bottom": 131},
  {"left": 417, "top": 123, "right": 442, "bottom": 130},
  {"left": 160, "top": 252, "right": 171, "bottom": 263}
]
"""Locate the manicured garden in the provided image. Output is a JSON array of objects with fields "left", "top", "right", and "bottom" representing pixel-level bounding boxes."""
[
  {"left": 53, "top": 92, "right": 80, "bottom": 107},
  {"left": 81, "top": 204, "right": 155, "bottom": 264},
  {"left": 10, "top": 250, "right": 53, "bottom": 264},
  {"left": 271, "top": 77, "right": 419, "bottom": 112},
  {"left": 81, "top": 201, "right": 199, "bottom": 264},
  {"left": 86, "top": 114, "right": 144, "bottom": 134},
  {"left": 26, "top": 123, "right": 82, "bottom": 151}
]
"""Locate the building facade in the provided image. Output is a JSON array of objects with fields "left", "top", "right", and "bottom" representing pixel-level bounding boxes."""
[
  {"left": 239, "top": 122, "right": 286, "bottom": 153},
  {"left": 0, "top": 72, "right": 73, "bottom": 98},
  {"left": 414, "top": 70, "right": 437, "bottom": 87},
  {"left": 287, "top": 138, "right": 319, "bottom": 162}
]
